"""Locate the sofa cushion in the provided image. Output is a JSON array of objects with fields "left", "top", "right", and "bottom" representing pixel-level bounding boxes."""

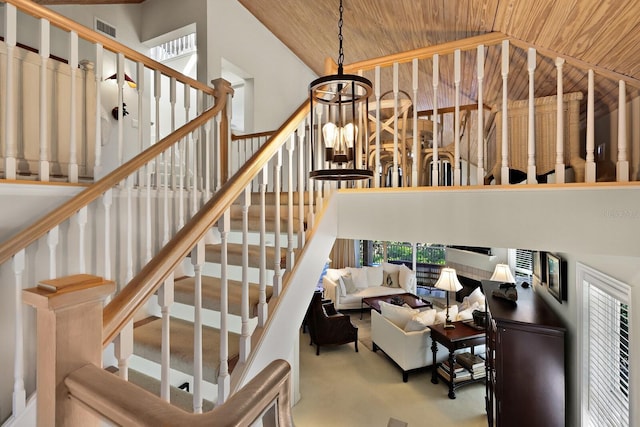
[
  {"left": 364, "top": 265, "right": 384, "bottom": 287},
  {"left": 382, "top": 262, "right": 401, "bottom": 273},
  {"left": 379, "top": 301, "right": 419, "bottom": 329},
  {"left": 466, "top": 286, "right": 486, "bottom": 309},
  {"left": 404, "top": 309, "right": 437, "bottom": 332},
  {"left": 348, "top": 267, "right": 369, "bottom": 289},
  {"left": 383, "top": 270, "right": 400, "bottom": 288}
]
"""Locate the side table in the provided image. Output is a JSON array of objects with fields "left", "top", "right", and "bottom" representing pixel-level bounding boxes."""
[{"left": 430, "top": 321, "right": 486, "bottom": 399}]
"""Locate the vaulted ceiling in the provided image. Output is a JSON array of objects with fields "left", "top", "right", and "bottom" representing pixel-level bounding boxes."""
[{"left": 238, "top": 0, "right": 640, "bottom": 116}]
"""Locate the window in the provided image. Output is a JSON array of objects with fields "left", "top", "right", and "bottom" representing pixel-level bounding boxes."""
[
  {"left": 578, "top": 264, "right": 631, "bottom": 427},
  {"left": 514, "top": 249, "right": 533, "bottom": 282}
]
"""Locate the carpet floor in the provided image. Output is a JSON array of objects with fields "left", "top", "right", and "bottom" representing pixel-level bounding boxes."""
[{"left": 293, "top": 310, "right": 487, "bottom": 427}]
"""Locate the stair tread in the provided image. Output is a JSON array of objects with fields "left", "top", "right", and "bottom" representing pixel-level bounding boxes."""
[
  {"left": 105, "top": 366, "right": 215, "bottom": 412},
  {"left": 174, "top": 275, "right": 273, "bottom": 317},
  {"left": 204, "top": 243, "right": 287, "bottom": 268},
  {"left": 133, "top": 317, "right": 240, "bottom": 384}
]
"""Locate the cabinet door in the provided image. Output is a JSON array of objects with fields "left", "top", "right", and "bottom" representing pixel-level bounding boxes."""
[{"left": 496, "top": 325, "right": 564, "bottom": 427}]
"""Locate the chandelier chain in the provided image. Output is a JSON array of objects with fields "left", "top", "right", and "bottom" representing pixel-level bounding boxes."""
[{"left": 338, "top": 0, "right": 344, "bottom": 69}]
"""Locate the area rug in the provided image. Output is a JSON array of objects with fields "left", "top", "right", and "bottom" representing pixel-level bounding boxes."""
[{"left": 349, "top": 310, "right": 373, "bottom": 351}]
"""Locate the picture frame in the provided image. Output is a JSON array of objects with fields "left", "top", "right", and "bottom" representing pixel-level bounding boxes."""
[
  {"left": 546, "top": 253, "right": 566, "bottom": 303},
  {"left": 532, "top": 251, "right": 546, "bottom": 286}
]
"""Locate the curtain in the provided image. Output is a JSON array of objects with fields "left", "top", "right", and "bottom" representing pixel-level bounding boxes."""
[{"left": 329, "top": 239, "right": 356, "bottom": 269}]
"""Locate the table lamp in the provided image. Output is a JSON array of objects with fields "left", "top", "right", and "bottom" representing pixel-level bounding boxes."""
[
  {"left": 435, "top": 267, "right": 463, "bottom": 329},
  {"left": 490, "top": 263, "right": 518, "bottom": 302}
]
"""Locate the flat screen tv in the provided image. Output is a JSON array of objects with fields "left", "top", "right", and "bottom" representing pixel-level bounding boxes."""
[{"left": 546, "top": 253, "right": 567, "bottom": 303}]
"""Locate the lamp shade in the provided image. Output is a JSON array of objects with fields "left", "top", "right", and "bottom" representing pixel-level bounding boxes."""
[
  {"left": 490, "top": 264, "right": 516, "bottom": 283},
  {"left": 434, "top": 267, "right": 463, "bottom": 292}
]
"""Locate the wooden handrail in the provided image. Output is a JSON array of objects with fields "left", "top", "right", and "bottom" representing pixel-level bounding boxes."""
[
  {"left": 342, "top": 32, "right": 508, "bottom": 73},
  {"left": 65, "top": 359, "right": 293, "bottom": 426},
  {"left": 231, "top": 130, "right": 275, "bottom": 141},
  {"left": 4, "top": 0, "right": 214, "bottom": 96},
  {"left": 102, "top": 100, "right": 310, "bottom": 345},
  {"left": 0, "top": 79, "right": 233, "bottom": 267}
]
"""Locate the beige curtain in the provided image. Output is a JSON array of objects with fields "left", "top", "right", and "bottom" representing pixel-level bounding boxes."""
[{"left": 329, "top": 239, "right": 356, "bottom": 269}]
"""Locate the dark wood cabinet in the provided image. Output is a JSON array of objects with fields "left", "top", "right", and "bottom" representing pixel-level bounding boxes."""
[{"left": 482, "top": 280, "right": 566, "bottom": 427}]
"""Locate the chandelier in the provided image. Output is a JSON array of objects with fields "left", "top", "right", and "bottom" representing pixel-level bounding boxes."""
[{"left": 309, "top": 0, "right": 373, "bottom": 181}]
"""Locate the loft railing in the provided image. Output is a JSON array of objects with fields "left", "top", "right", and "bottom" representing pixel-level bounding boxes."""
[{"left": 1, "top": 0, "right": 223, "bottom": 184}]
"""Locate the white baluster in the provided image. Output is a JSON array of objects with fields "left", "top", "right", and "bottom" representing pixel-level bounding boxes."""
[
  {"left": 297, "top": 120, "right": 306, "bottom": 248},
  {"left": 273, "top": 149, "right": 283, "bottom": 296},
  {"left": 617, "top": 80, "right": 629, "bottom": 182},
  {"left": 4, "top": 4, "right": 17, "bottom": 180},
  {"left": 126, "top": 176, "right": 134, "bottom": 283},
  {"left": 286, "top": 135, "right": 295, "bottom": 270},
  {"left": 240, "top": 187, "right": 251, "bottom": 363},
  {"left": 94, "top": 44, "right": 104, "bottom": 178},
  {"left": 307, "top": 115, "right": 316, "bottom": 229},
  {"left": 191, "top": 129, "right": 198, "bottom": 217},
  {"left": 315, "top": 104, "right": 324, "bottom": 209},
  {"left": 116, "top": 52, "right": 125, "bottom": 169},
  {"left": 204, "top": 102, "right": 213, "bottom": 202},
  {"left": 412, "top": 58, "right": 419, "bottom": 187},
  {"left": 97, "top": 192, "right": 112, "bottom": 287},
  {"left": 392, "top": 62, "right": 399, "bottom": 187},
  {"left": 375, "top": 66, "right": 381, "bottom": 187},
  {"left": 454, "top": 49, "right": 461, "bottom": 186},
  {"left": 585, "top": 69, "right": 596, "bottom": 183},
  {"left": 163, "top": 147, "right": 170, "bottom": 246},
  {"left": 77, "top": 206, "right": 88, "bottom": 273},
  {"left": 12, "top": 250, "right": 26, "bottom": 416},
  {"left": 179, "top": 136, "right": 186, "bottom": 228},
  {"left": 217, "top": 210, "right": 231, "bottom": 404},
  {"left": 39, "top": 19, "right": 51, "bottom": 181},
  {"left": 432, "top": 55, "right": 439, "bottom": 187},
  {"left": 48, "top": 226, "right": 59, "bottom": 278},
  {"left": 154, "top": 69, "right": 162, "bottom": 187},
  {"left": 555, "top": 58, "right": 566, "bottom": 183},
  {"left": 69, "top": 31, "right": 80, "bottom": 181},
  {"left": 145, "top": 157, "right": 152, "bottom": 263},
  {"left": 477, "top": 45, "right": 485, "bottom": 185},
  {"left": 191, "top": 240, "right": 205, "bottom": 413},
  {"left": 137, "top": 61, "right": 145, "bottom": 184},
  {"left": 258, "top": 166, "right": 268, "bottom": 326},
  {"left": 115, "top": 322, "right": 133, "bottom": 380},
  {"left": 215, "top": 111, "right": 223, "bottom": 191},
  {"left": 158, "top": 273, "right": 174, "bottom": 402},
  {"left": 501, "top": 40, "right": 510, "bottom": 185},
  {"left": 170, "top": 77, "right": 177, "bottom": 191},
  {"left": 527, "top": 48, "right": 537, "bottom": 184}
]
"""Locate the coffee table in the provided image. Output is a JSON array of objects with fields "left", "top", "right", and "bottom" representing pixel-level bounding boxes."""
[{"left": 361, "top": 293, "right": 432, "bottom": 319}]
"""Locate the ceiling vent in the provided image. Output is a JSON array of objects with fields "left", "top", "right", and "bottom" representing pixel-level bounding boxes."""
[{"left": 95, "top": 18, "right": 116, "bottom": 38}]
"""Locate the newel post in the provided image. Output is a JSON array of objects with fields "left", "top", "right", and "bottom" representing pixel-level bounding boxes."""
[
  {"left": 211, "top": 78, "right": 234, "bottom": 185},
  {"left": 22, "top": 274, "right": 115, "bottom": 427}
]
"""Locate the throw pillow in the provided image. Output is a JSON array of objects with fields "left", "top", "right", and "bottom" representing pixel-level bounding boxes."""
[
  {"left": 382, "top": 262, "right": 401, "bottom": 273},
  {"left": 403, "top": 309, "right": 437, "bottom": 332},
  {"left": 379, "top": 301, "right": 419, "bottom": 329},
  {"left": 435, "top": 305, "right": 459, "bottom": 325},
  {"left": 337, "top": 276, "right": 347, "bottom": 297},
  {"left": 339, "top": 274, "right": 358, "bottom": 294},
  {"left": 467, "top": 286, "right": 486, "bottom": 309},
  {"left": 457, "top": 301, "right": 479, "bottom": 321},
  {"left": 398, "top": 264, "right": 415, "bottom": 291},
  {"left": 364, "top": 265, "right": 384, "bottom": 287},
  {"left": 383, "top": 270, "right": 400, "bottom": 288},
  {"left": 348, "top": 267, "right": 369, "bottom": 289}
]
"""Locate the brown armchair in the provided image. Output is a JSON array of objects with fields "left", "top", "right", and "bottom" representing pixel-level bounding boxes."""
[{"left": 307, "top": 292, "right": 358, "bottom": 356}]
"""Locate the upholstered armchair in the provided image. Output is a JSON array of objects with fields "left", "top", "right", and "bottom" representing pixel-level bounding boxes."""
[{"left": 307, "top": 292, "right": 358, "bottom": 356}]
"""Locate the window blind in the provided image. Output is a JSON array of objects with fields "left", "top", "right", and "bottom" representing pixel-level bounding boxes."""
[{"left": 587, "top": 283, "right": 630, "bottom": 426}]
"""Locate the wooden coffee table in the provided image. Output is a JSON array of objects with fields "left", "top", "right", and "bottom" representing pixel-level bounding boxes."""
[{"left": 361, "top": 293, "right": 432, "bottom": 319}]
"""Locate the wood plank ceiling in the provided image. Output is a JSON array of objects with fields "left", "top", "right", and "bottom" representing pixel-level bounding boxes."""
[{"left": 238, "top": 0, "right": 640, "bottom": 117}]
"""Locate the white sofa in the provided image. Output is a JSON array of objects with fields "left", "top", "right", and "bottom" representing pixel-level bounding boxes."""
[
  {"left": 322, "top": 263, "right": 417, "bottom": 310},
  {"left": 371, "top": 309, "right": 449, "bottom": 382}
]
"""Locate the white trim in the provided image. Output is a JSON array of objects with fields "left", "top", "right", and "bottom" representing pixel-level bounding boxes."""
[{"left": 577, "top": 262, "right": 633, "bottom": 427}]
